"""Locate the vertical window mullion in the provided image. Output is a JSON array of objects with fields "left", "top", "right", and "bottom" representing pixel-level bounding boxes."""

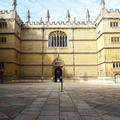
[
  {"left": 49, "top": 36, "right": 51, "bottom": 47},
  {"left": 61, "top": 35, "right": 63, "bottom": 47},
  {"left": 50, "top": 36, "right": 52, "bottom": 47},
  {"left": 63, "top": 36, "right": 64, "bottom": 47},
  {"left": 53, "top": 36, "right": 55, "bottom": 47}
]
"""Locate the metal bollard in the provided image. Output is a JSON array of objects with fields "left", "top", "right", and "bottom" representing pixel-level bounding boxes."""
[
  {"left": 61, "top": 81, "right": 63, "bottom": 92},
  {"left": 60, "top": 76, "right": 64, "bottom": 92}
]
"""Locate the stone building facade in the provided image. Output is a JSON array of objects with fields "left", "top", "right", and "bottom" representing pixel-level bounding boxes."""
[{"left": 0, "top": 0, "right": 120, "bottom": 82}]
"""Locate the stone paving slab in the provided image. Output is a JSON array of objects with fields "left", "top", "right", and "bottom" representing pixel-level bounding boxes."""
[
  {"left": 35, "top": 98, "right": 47, "bottom": 102},
  {"left": 102, "top": 115, "right": 120, "bottom": 120},
  {"left": 75, "top": 103, "right": 91, "bottom": 109},
  {"left": 32, "top": 101, "right": 45, "bottom": 105},
  {"left": 37, "top": 116, "right": 59, "bottom": 120},
  {"left": 14, "top": 114, "right": 39, "bottom": 120},
  {"left": 21, "top": 111, "right": 40, "bottom": 115},
  {"left": 28, "top": 104, "right": 43, "bottom": 108},
  {"left": 22, "top": 107, "right": 41, "bottom": 112},
  {"left": 0, "top": 82, "right": 120, "bottom": 120},
  {"left": 78, "top": 109, "right": 98, "bottom": 116},
  {"left": 46, "top": 99, "right": 59, "bottom": 105},
  {"left": 40, "top": 110, "right": 59, "bottom": 116},
  {"left": 60, "top": 106, "right": 76, "bottom": 112},
  {"left": 80, "top": 116, "right": 103, "bottom": 120},
  {"left": 43, "top": 105, "right": 59, "bottom": 111},
  {"left": 60, "top": 112, "right": 81, "bottom": 120}
]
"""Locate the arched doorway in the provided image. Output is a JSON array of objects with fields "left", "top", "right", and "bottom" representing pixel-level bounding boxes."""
[
  {"left": 52, "top": 55, "right": 64, "bottom": 82},
  {"left": 115, "top": 74, "right": 120, "bottom": 83},
  {"left": 55, "top": 67, "right": 62, "bottom": 82}
]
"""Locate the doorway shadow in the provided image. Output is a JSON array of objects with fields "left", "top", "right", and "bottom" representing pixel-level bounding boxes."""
[{"left": 0, "top": 71, "right": 4, "bottom": 84}]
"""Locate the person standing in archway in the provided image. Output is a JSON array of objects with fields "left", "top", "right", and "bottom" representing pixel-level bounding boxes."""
[{"left": 55, "top": 67, "right": 62, "bottom": 82}]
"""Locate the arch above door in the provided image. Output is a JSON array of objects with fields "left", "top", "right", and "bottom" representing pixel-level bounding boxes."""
[{"left": 52, "top": 55, "right": 64, "bottom": 68}]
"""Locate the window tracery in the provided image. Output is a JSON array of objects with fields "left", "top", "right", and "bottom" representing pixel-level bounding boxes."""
[{"left": 49, "top": 31, "right": 67, "bottom": 47}]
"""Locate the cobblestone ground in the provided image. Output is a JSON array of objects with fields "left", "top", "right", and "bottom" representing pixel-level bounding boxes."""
[{"left": 0, "top": 82, "right": 120, "bottom": 120}]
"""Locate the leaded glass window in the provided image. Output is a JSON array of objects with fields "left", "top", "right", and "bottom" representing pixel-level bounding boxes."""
[{"left": 49, "top": 31, "right": 67, "bottom": 47}]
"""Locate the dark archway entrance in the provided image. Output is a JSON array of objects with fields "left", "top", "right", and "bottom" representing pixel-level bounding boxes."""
[
  {"left": 115, "top": 73, "right": 120, "bottom": 83},
  {"left": 0, "top": 71, "right": 3, "bottom": 84},
  {"left": 55, "top": 67, "right": 62, "bottom": 82},
  {"left": 52, "top": 55, "right": 64, "bottom": 82}
]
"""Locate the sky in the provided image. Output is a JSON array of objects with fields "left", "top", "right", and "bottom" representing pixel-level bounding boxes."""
[{"left": 0, "top": 0, "right": 120, "bottom": 23}]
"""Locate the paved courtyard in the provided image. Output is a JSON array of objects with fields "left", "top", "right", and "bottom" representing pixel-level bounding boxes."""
[{"left": 0, "top": 82, "right": 120, "bottom": 120}]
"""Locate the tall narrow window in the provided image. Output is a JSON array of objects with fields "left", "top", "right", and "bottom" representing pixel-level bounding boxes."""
[
  {"left": 116, "top": 63, "right": 119, "bottom": 68},
  {"left": 0, "top": 63, "right": 4, "bottom": 69},
  {"left": 48, "top": 31, "right": 67, "bottom": 48},
  {"left": 113, "top": 63, "right": 115, "bottom": 68}
]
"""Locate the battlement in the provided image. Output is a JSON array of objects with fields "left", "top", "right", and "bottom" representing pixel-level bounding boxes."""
[
  {"left": 0, "top": 10, "right": 14, "bottom": 19},
  {"left": 23, "top": 20, "right": 95, "bottom": 29},
  {"left": 0, "top": 10, "right": 13, "bottom": 14},
  {"left": 0, "top": 10, "right": 23, "bottom": 26},
  {"left": 107, "top": 9, "right": 120, "bottom": 13},
  {"left": 50, "top": 21, "right": 65, "bottom": 25},
  {"left": 95, "top": 8, "right": 120, "bottom": 25},
  {"left": 24, "top": 20, "right": 94, "bottom": 25}
]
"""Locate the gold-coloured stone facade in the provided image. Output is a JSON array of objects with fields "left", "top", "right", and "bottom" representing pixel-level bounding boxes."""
[{"left": 0, "top": 0, "right": 120, "bottom": 82}]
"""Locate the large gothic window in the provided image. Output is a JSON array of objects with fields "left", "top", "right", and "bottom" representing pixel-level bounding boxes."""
[{"left": 49, "top": 31, "right": 67, "bottom": 47}]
